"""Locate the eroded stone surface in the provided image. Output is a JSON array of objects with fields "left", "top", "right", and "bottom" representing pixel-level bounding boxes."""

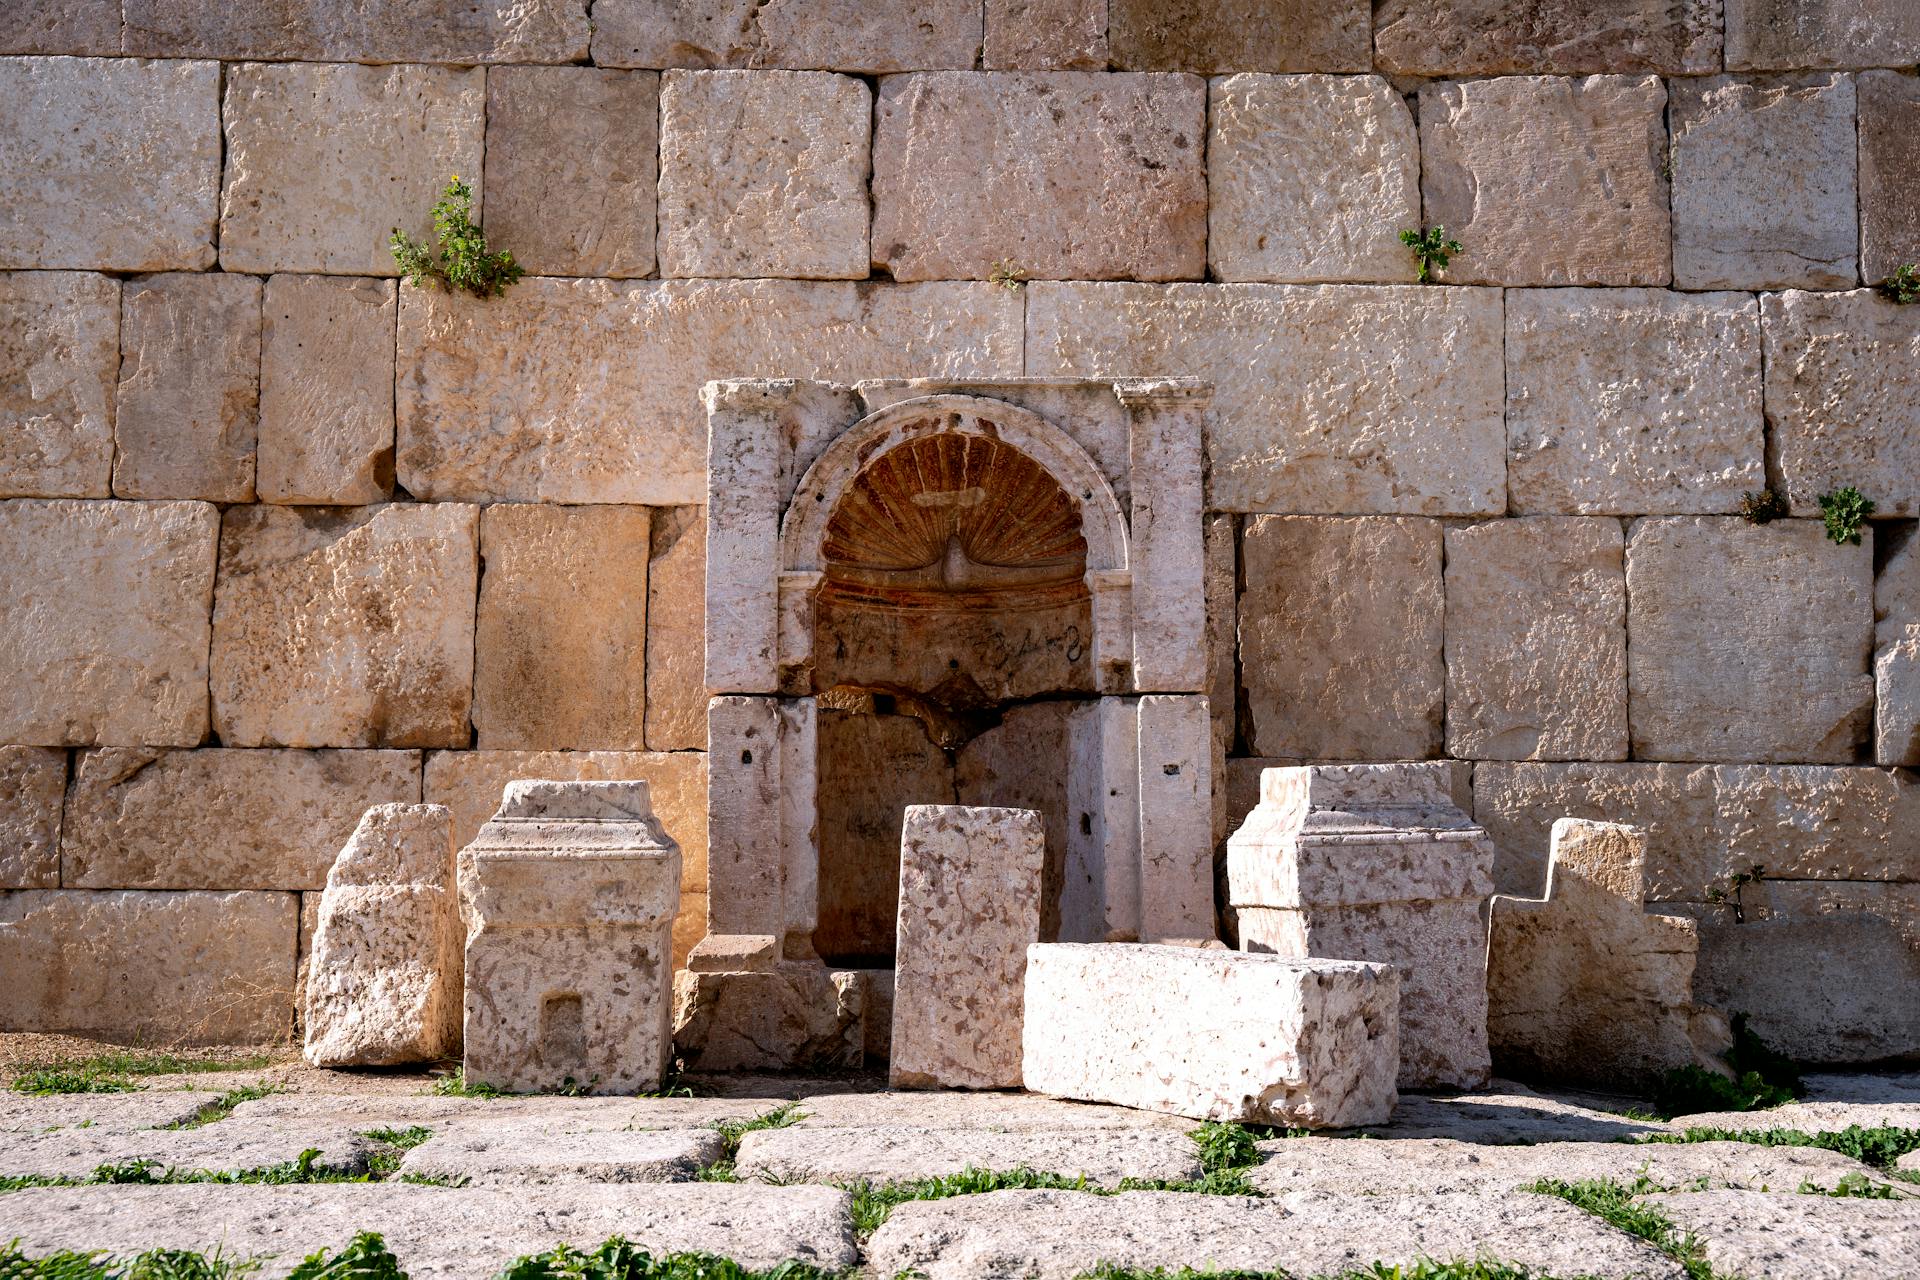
[
  {"left": 124, "top": 0, "right": 590, "bottom": 62},
  {"left": 1726, "top": 0, "right": 1920, "bottom": 69},
  {"left": 1106, "top": 0, "right": 1371, "bottom": 72},
  {"left": 591, "top": 0, "right": 982, "bottom": 71},
  {"left": 1375, "top": 0, "right": 1722, "bottom": 73},
  {"left": 257, "top": 275, "right": 396, "bottom": 506},
  {"left": 737, "top": 1125, "right": 1203, "bottom": 1186},
  {"left": 1694, "top": 915, "right": 1920, "bottom": 1065},
  {"left": 645, "top": 508, "right": 706, "bottom": 752},
  {"left": 0, "top": 1124, "right": 369, "bottom": 1179},
  {"left": 1360, "top": 1082, "right": 1671, "bottom": 1144},
  {"left": 1860, "top": 71, "right": 1920, "bottom": 286},
  {"left": 1878, "top": 529, "right": 1920, "bottom": 766},
  {"left": 1645, "top": 1189, "right": 1920, "bottom": 1280},
  {"left": 0, "top": 1091, "right": 227, "bottom": 1133},
  {"left": 671, "top": 967, "right": 864, "bottom": 1072},
  {"left": 984, "top": 0, "right": 1107, "bottom": 68},
  {"left": 113, "top": 272, "right": 260, "bottom": 503},
  {"left": 0, "top": 271, "right": 116, "bottom": 499},
  {"left": 0, "top": 746, "right": 64, "bottom": 889},
  {"left": 400, "top": 1127, "right": 726, "bottom": 1184},
  {"left": 0, "top": 0, "right": 119, "bottom": 55}
]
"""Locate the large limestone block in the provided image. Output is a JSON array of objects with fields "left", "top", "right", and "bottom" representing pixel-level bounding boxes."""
[
  {"left": 305, "top": 804, "right": 461, "bottom": 1067},
  {"left": 1860, "top": 71, "right": 1920, "bottom": 286},
  {"left": 0, "top": 889, "right": 296, "bottom": 1043},
  {"left": 1506, "top": 289, "right": 1764, "bottom": 515},
  {"left": 1648, "top": 1190, "right": 1920, "bottom": 1280},
  {"left": 1026, "top": 283, "right": 1505, "bottom": 514},
  {"left": 872, "top": 72, "right": 1207, "bottom": 283},
  {"left": 1206, "top": 75, "right": 1418, "bottom": 284},
  {"left": 1375, "top": 0, "right": 1722, "bottom": 74},
  {"left": 660, "top": 71, "right": 870, "bottom": 280},
  {"left": 1726, "top": 0, "right": 1920, "bottom": 69},
  {"left": 0, "top": 58, "right": 219, "bottom": 271},
  {"left": 1443, "top": 518, "right": 1627, "bottom": 761},
  {"left": 1022, "top": 944, "right": 1398, "bottom": 1127},
  {"left": 1239, "top": 516, "right": 1444, "bottom": 760},
  {"left": 62, "top": 747, "right": 421, "bottom": 891},
  {"left": 1695, "top": 914, "right": 1920, "bottom": 1064},
  {"left": 1106, "top": 0, "right": 1370, "bottom": 72},
  {"left": 591, "top": 0, "right": 981, "bottom": 71},
  {"left": 219, "top": 63, "right": 486, "bottom": 276},
  {"left": 1472, "top": 762, "right": 1920, "bottom": 900},
  {"left": 1762, "top": 290, "right": 1920, "bottom": 518},
  {"left": 671, "top": 966, "right": 864, "bottom": 1071},
  {"left": 0, "top": 272, "right": 116, "bottom": 499},
  {"left": 474, "top": 504, "right": 650, "bottom": 751},
  {"left": 123, "top": 0, "right": 590, "bottom": 62},
  {"left": 0, "top": 498, "right": 217, "bottom": 748},
  {"left": 1878, "top": 530, "right": 1920, "bottom": 766},
  {"left": 645, "top": 507, "right": 706, "bottom": 752},
  {"left": 1671, "top": 75, "right": 1858, "bottom": 291},
  {"left": 397, "top": 279, "right": 1020, "bottom": 507},
  {"left": 113, "top": 273, "right": 261, "bottom": 503},
  {"left": 1625, "top": 518, "right": 1873, "bottom": 763},
  {"left": 984, "top": 0, "right": 1108, "bottom": 69},
  {"left": 484, "top": 67, "right": 658, "bottom": 280},
  {"left": 0, "top": 747, "right": 64, "bottom": 889},
  {"left": 0, "top": 0, "right": 119, "bottom": 55},
  {"left": 210, "top": 503, "right": 479, "bottom": 749},
  {"left": 257, "top": 275, "right": 397, "bottom": 506},
  {"left": 1418, "top": 75, "right": 1669, "bottom": 286},
  {"left": 892, "top": 806, "right": 1044, "bottom": 1089}
]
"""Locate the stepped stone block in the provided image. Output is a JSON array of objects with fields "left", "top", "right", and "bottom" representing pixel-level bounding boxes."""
[
  {"left": 1106, "top": 0, "right": 1370, "bottom": 72},
  {"left": 113, "top": 273, "right": 260, "bottom": 503},
  {"left": 1860, "top": 71, "right": 1920, "bottom": 287},
  {"left": 892, "top": 806, "right": 1044, "bottom": 1089},
  {"left": 0, "top": 747, "right": 64, "bottom": 889},
  {"left": 1022, "top": 943, "right": 1398, "bottom": 1127},
  {"left": 0, "top": 499, "right": 217, "bottom": 748},
  {"left": 591, "top": 0, "right": 982, "bottom": 71},
  {"left": 984, "top": 0, "right": 1108, "bottom": 68},
  {"left": 644, "top": 508, "right": 706, "bottom": 752},
  {"left": 1418, "top": 75, "right": 1669, "bottom": 286},
  {"left": 0, "top": 58, "right": 219, "bottom": 272},
  {"left": 1878, "top": 530, "right": 1920, "bottom": 766},
  {"left": 671, "top": 966, "right": 864, "bottom": 1071},
  {"left": 1375, "top": 0, "right": 1722, "bottom": 74},
  {"left": 123, "top": 0, "right": 590, "bottom": 62},
  {"left": 1726, "top": 0, "right": 1920, "bottom": 69},
  {"left": 305, "top": 804, "right": 462, "bottom": 1067},
  {"left": 257, "top": 275, "right": 397, "bottom": 506},
  {"left": 0, "top": 272, "right": 116, "bottom": 499}
]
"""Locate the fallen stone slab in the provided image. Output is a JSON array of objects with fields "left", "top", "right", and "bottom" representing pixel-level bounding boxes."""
[
  {"left": 0, "top": 1122, "right": 371, "bottom": 1179},
  {"left": 1359, "top": 1082, "right": 1673, "bottom": 1144},
  {"left": 865, "top": 1187, "right": 1686, "bottom": 1280},
  {"left": 399, "top": 1126, "right": 725, "bottom": 1184},
  {"left": 1644, "top": 1189, "right": 1920, "bottom": 1280},
  {"left": 0, "top": 1183, "right": 858, "bottom": 1277},
  {"left": 0, "top": 1091, "right": 227, "bottom": 1133},
  {"left": 1668, "top": 1101, "right": 1920, "bottom": 1134},
  {"left": 789, "top": 1090, "right": 1191, "bottom": 1132},
  {"left": 736, "top": 1125, "right": 1202, "bottom": 1187}
]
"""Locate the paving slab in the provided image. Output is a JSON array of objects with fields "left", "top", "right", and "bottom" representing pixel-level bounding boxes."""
[
  {"left": 1668, "top": 1101, "right": 1920, "bottom": 1134},
  {"left": 0, "top": 1122, "right": 371, "bottom": 1178},
  {"left": 399, "top": 1127, "right": 726, "bottom": 1184},
  {"left": 226, "top": 1092, "right": 788, "bottom": 1132},
  {"left": 865, "top": 1187, "right": 1686, "bottom": 1280},
  {"left": 1801, "top": 1072, "right": 1920, "bottom": 1104},
  {"left": 790, "top": 1090, "right": 1192, "bottom": 1131},
  {"left": 736, "top": 1125, "right": 1202, "bottom": 1187},
  {"left": 0, "top": 1090, "right": 227, "bottom": 1132},
  {"left": 1644, "top": 1189, "right": 1920, "bottom": 1280},
  {"left": 0, "top": 1184, "right": 858, "bottom": 1277},
  {"left": 1356, "top": 1082, "right": 1673, "bottom": 1144}
]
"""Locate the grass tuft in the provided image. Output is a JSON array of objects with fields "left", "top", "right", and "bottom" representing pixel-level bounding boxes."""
[
  {"left": 496, "top": 1240, "right": 846, "bottom": 1280},
  {"left": 0, "top": 1239, "right": 262, "bottom": 1278},
  {"left": 163, "top": 1085, "right": 281, "bottom": 1131},
  {"left": 700, "top": 1103, "right": 808, "bottom": 1183},
  {"left": 1525, "top": 1176, "right": 1717, "bottom": 1280},
  {"left": 1649, "top": 1013, "right": 1801, "bottom": 1118},
  {"left": 1637, "top": 1124, "right": 1920, "bottom": 1171},
  {"left": 286, "top": 1231, "right": 407, "bottom": 1280},
  {"left": 1799, "top": 1172, "right": 1903, "bottom": 1199}
]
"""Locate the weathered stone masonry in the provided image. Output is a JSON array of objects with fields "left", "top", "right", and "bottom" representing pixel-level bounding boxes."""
[{"left": 0, "top": 1, "right": 1916, "bottom": 1055}]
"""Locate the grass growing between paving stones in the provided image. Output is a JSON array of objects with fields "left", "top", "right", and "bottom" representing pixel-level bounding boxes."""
[
  {"left": 1524, "top": 1176, "right": 1721, "bottom": 1280},
  {"left": 1647, "top": 1014, "right": 1802, "bottom": 1119},
  {"left": 1637, "top": 1124, "right": 1920, "bottom": 1171},
  {"left": 0, "top": 1240, "right": 263, "bottom": 1278},
  {"left": 1798, "top": 1172, "right": 1904, "bottom": 1199},
  {"left": 161, "top": 1085, "right": 281, "bottom": 1130},
  {"left": 7, "top": 1052, "right": 277, "bottom": 1096},
  {"left": 498, "top": 1238, "right": 845, "bottom": 1280},
  {"left": 0, "top": 1139, "right": 466, "bottom": 1194},
  {"left": 361, "top": 1126, "right": 434, "bottom": 1179},
  {"left": 1084, "top": 1263, "right": 1605, "bottom": 1280},
  {"left": 697, "top": 1104, "right": 808, "bottom": 1182}
]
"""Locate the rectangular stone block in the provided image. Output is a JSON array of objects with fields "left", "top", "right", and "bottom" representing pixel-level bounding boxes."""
[
  {"left": 113, "top": 272, "right": 261, "bottom": 503},
  {"left": 1418, "top": 75, "right": 1669, "bottom": 286},
  {"left": 1239, "top": 516, "right": 1444, "bottom": 760},
  {"left": 219, "top": 63, "right": 485, "bottom": 276},
  {"left": 124, "top": 0, "right": 590, "bottom": 62},
  {"left": 258, "top": 275, "right": 396, "bottom": 507},
  {"left": 0, "top": 498, "right": 217, "bottom": 748},
  {"left": 0, "top": 0, "right": 120, "bottom": 54},
  {"left": 0, "top": 271, "right": 116, "bottom": 499},
  {"left": 475, "top": 504, "right": 650, "bottom": 751},
  {"left": 484, "top": 67, "right": 657, "bottom": 280},
  {"left": 984, "top": 0, "right": 1108, "bottom": 68},
  {"left": 1507, "top": 289, "right": 1764, "bottom": 515},
  {"left": 591, "top": 0, "right": 982, "bottom": 71},
  {"left": 1136, "top": 696, "right": 1215, "bottom": 942},
  {"left": 1860, "top": 71, "right": 1920, "bottom": 287},
  {"left": 62, "top": 747, "right": 421, "bottom": 891},
  {"left": 1027, "top": 283, "right": 1505, "bottom": 514},
  {"left": 1878, "top": 529, "right": 1920, "bottom": 766},
  {"left": 1375, "top": 0, "right": 1722, "bottom": 74},
  {"left": 892, "top": 806, "right": 1044, "bottom": 1089},
  {"left": 671, "top": 966, "right": 864, "bottom": 1071},
  {"left": 397, "top": 279, "right": 1020, "bottom": 507},
  {"left": 1207, "top": 75, "right": 1419, "bottom": 284},
  {"left": 1726, "top": 0, "right": 1920, "bottom": 69},
  {"left": 1696, "top": 915, "right": 1920, "bottom": 1064},
  {"left": 0, "top": 58, "right": 219, "bottom": 272},
  {"left": 0, "top": 747, "right": 64, "bottom": 889},
  {"left": 1626, "top": 518, "right": 1873, "bottom": 764},
  {"left": 1763, "top": 290, "right": 1920, "bottom": 518},
  {"left": 1107, "top": 0, "right": 1370, "bottom": 72},
  {"left": 645, "top": 507, "right": 706, "bottom": 752},
  {"left": 1022, "top": 943, "right": 1397, "bottom": 1127},
  {"left": 1671, "top": 75, "right": 1858, "bottom": 291},
  {"left": 0, "top": 889, "right": 298, "bottom": 1044},
  {"left": 210, "top": 503, "right": 479, "bottom": 749},
  {"left": 1473, "top": 761, "right": 1920, "bottom": 901}
]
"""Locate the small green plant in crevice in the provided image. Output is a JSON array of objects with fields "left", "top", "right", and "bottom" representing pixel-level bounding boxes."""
[
  {"left": 1818, "top": 486, "right": 1875, "bottom": 546},
  {"left": 988, "top": 259, "right": 1029, "bottom": 290},
  {"left": 286, "top": 1232, "right": 407, "bottom": 1280},
  {"left": 10, "top": 1067, "right": 145, "bottom": 1096},
  {"left": 1400, "top": 226, "right": 1462, "bottom": 283},
  {"left": 361, "top": 1125, "right": 433, "bottom": 1179},
  {"left": 1525, "top": 1175, "right": 1719, "bottom": 1280},
  {"left": 0, "top": 1240, "right": 262, "bottom": 1278},
  {"left": 1877, "top": 263, "right": 1920, "bottom": 305},
  {"left": 1737, "top": 489, "right": 1790, "bottom": 525},
  {"left": 497, "top": 1240, "right": 844, "bottom": 1280},
  {"left": 1799, "top": 1171, "right": 1903, "bottom": 1199},
  {"left": 698, "top": 1102, "right": 808, "bottom": 1183},
  {"left": 163, "top": 1084, "right": 281, "bottom": 1130},
  {"left": 7, "top": 1051, "right": 276, "bottom": 1095},
  {"left": 1, "top": 1144, "right": 467, "bottom": 1195},
  {"left": 1086, "top": 1263, "right": 1581, "bottom": 1280},
  {"left": 845, "top": 1167, "right": 1103, "bottom": 1236},
  {"left": 1649, "top": 1013, "right": 1801, "bottom": 1118},
  {"left": 1893, "top": 1168, "right": 1920, "bottom": 1187},
  {"left": 389, "top": 176, "right": 524, "bottom": 300},
  {"left": 1640, "top": 1124, "right": 1920, "bottom": 1172},
  {"left": 1702, "top": 865, "right": 1766, "bottom": 921}
]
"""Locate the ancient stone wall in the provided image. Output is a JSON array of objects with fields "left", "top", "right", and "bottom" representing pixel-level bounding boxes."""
[{"left": 0, "top": 0, "right": 1916, "bottom": 1051}]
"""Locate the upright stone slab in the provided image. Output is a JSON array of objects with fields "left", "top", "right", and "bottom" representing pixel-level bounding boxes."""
[
  {"left": 462, "top": 780, "right": 681, "bottom": 1095},
  {"left": 891, "top": 805, "right": 1043, "bottom": 1089},
  {"left": 1229, "top": 764, "right": 1494, "bottom": 1090},
  {"left": 1022, "top": 944, "right": 1397, "bottom": 1128},
  {"left": 304, "top": 804, "right": 462, "bottom": 1067}
]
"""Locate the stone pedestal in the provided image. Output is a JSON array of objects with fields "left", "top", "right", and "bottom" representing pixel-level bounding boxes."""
[
  {"left": 461, "top": 780, "right": 680, "bottom": 1095},
  {"left": 1228, "top": 764, "right": 1494, "bottom": 1090},
  {"left": 1021, "top": 943, "right": 1398, "bottom": 1128}
]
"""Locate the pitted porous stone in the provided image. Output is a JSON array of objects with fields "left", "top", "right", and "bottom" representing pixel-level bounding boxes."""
[
  {"left": 737, "top": 1125, "right": 1204, "bottom": 1187},
  {"left": 1022, "top": 944, "right": 1398, "bottom": 1128},
  {"left": 1506, "top": 289, "right": 1764, "bottom": 515},
  {"left": 0, "top": 1, "right": 119, "bottom": 55},
  {"left": 0, "top": 272, "right": 116, "bottom": 499},
  {"left": 0, "top": 498, "right": 217, "bottom": 748},
  {"left": 123, "top": 0, "right": 590, "bottom": 62},
  {"left": 592, "top": 0, "right": 982, "bottom": 71},
  {"left": 0, "top": 1184, "right": 860, "bottom": 1277},
  {"left": 399, "top": 1127, "right": 726, "bottom": 1184},
  {"left": 1727, "top": 0, "right": 1920, "bottom": 70},
  {"left": 1626, "top": 518, "right": 1873, "bottom": 764},
  {"left": 1419, "top": 75, "right": 1669, "bottom": 286},
  {"left": 1207, "top": 75, "right": 1418, "bottom": 284},
  {"left": 0, "top": 745, "right": 64, "bottom": 888},
  {"left": 1375, "top": 0, "right": 1722, "bottom": 74},
  {"left": 872, "top": 72, "right": 1205, "bottom": 283},
  {"left": 645, "top": 508, "right": 707, "bottom": 752},
  {"left": 1878, "top": 530, "right": 1920, "bottom": 767},
  {"left": 257, "top": 275, "right": 397, "bottom": 506},
  {"left": 0, "top": 58, "right": 219, "bottom": 272},
  {"left": 1643, "top": 1189, "right": 1920, "bottom": 1280},
  {"left": 1106, "top": 0, "right": 1371, "bottom": 72},
  {"left": 0, "top": 1124, "right": 371, "bottom": 1180},
  {"left": 984, "top": 0, "right": 1108, "bottom": 68},
  {"left": 866, "top": 1188, "right": 1687, "bottom": 1280},
  {"left": 1860, "top": 71, "right": 1920, "bottom": 287},
  {"left": 0, "top": 1091, "right": 228, "bottom": 1134},
  {"left": 219, "top": 63, "right": 485, "bottom": 276}
]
